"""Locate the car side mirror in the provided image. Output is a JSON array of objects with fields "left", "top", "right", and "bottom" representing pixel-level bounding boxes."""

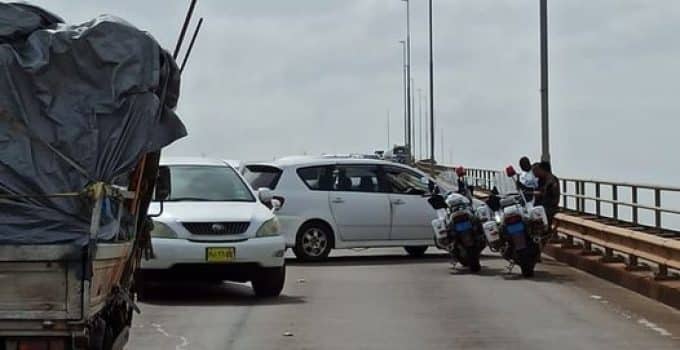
[
  {"left": 154, "top": 166, "right": 171, "bottom": 201},
  {"left": 257, "top": 187, "right": 274, "bottom": 204},
  {"left": 271, "top": 198, "right": 282, "bottom": 211},
  {"left": 420, "top": 177, "right": 437, "bottom": 193}
]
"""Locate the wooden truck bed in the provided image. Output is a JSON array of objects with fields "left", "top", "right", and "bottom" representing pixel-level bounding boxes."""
[{"left": 0, "top": 242, "right": 133, "bottom": 337}]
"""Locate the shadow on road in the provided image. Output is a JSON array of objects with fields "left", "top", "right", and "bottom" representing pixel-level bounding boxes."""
[
  {"left": 287, "top": 253, "right": 452, "bottom": 267},
  {"left": 287, "top": 251, "right": 506, "bottom": 267},
  {"left": 445, "top": 260, "right": 575, "bottom": 284},
  {"left": 448, "top": 265, "right": 508, "bottom": 276},
  {"left": 140, "top": 282, "right": 306, "bottom": 307},
  {"left": 500, "top": 269, "right": 575, "bottom": 284}
]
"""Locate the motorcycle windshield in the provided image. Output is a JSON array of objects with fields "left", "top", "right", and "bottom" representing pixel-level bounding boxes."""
[
  {"left": 438, "top": 169, "right": 468, "bottom": 193},
  {"left": 492, "top": 172, "right": 520, "bottom": 196}
]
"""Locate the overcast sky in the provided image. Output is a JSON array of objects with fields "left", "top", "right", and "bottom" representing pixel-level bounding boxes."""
[{"left": 29, "top": 0, "right": 680, "bottom": 184}]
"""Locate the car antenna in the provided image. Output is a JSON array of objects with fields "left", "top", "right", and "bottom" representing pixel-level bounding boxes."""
[
  {"left": 180, "top": 17, "right": 204, "bottom": 74},
  {"left": 173, "top": 0, "right": 198, "bottom": 60}
]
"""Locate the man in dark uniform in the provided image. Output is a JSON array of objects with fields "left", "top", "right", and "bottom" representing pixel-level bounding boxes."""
[{"left": 532, "top": 161, "right": 560, "bottom": 230}]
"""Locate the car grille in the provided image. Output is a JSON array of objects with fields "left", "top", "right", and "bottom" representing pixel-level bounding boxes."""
[{"left": 182, "top": 222, "right": 250, "bottom": 235}]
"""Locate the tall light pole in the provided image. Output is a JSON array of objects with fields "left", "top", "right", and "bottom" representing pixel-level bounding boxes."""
[
  {"left": 399, "top": 40, "right": 407, "bottom": 147},
  {"left": 428, "top": 0, "right": 435, "bottom": 164},
  {"left": 418, "top": 88, "right": 423, "bottom": 160},
  {"left": 402, "top": 0, "right": 412, "bottom": 159},
  {"left": 387, "top": 109, "right": 391, "bottom": 150},
  {"left": 411, "top": 77, "right": 415, "bottom": 158},
  {"left": 424, "top": 97, "right": 429, "bottom": 160},
  {"left": 540, "top": 0, "right": 550, "bottom": 163}
]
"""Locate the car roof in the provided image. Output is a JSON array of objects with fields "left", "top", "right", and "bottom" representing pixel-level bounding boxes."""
[
  {"left": 223, "top": 159, "right": 241, "bottom": 168},
  {"left": 160, "top": 157, "right": 231, "bottom": 168},
  {"left": 245, "top": 156, "right": 414, "bottom": 170}
]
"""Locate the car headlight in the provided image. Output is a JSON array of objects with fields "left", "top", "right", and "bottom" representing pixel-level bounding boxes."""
[
  {"left": 150, "top": 221, "right": 178, "bottom": 239},
  {"left": 256, "top": 217, "right": 280, "bottom": 237}
]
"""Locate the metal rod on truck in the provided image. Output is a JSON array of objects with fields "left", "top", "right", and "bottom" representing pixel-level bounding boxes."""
[
  {"left": 180, "top": 17, "right": 204, "bottom": 74},
  {"left": 173, "top": 0, "right": 198, "bottom": 60}
]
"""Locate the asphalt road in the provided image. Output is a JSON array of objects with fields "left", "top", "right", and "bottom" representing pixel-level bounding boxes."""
[{"left": 129, "top": 248, "right": 680, "bottom": 350}]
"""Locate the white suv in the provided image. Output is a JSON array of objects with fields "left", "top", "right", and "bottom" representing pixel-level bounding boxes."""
[
  {"left": 242, "top": 157, "right": 440, "bottom": 261},
  {"left": 139, "top": 157, "right": 286, "bottom": 297}
]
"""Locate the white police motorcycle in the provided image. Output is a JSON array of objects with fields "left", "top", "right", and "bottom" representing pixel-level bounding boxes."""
[
  {"left": 426, "top": 167, "right": 491, "bottom": 273},
  {"left": 482, "top": 166, "right": 550, "bottom": 277}
]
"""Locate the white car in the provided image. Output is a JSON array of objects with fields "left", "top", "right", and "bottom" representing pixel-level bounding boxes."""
[
  {"left": 139, "top": 157, "right": 286, "bottom": 297},
  {"left": 242, "top": 157, "right": 440, "bottom": 261}
]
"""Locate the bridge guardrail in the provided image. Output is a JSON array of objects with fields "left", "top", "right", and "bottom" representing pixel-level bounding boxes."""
[{"left": 554, "top": 213, "right": 680, "bottom": 279}]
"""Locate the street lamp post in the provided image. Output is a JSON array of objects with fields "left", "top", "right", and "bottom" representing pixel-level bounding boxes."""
[
  {"left": 411, "top": 77, "right": 415, "bottom": 159},
  {"left": 540, "top": 0, "right": 550, "bottom": 163},
  {"left": 399, "top": 40, "right": 407, "bottom": 148},
  {"left": 402, "top": 0, "right": 412, "bottom": 159},
  {"left": 387, "top": 109, "right": 391, "bottom": 150},
  {"left": 428, "top": 0, "right": 435, "bottom": 165},
  {"left": 418, "top": 88, "right": 423, "bottom": 161}
]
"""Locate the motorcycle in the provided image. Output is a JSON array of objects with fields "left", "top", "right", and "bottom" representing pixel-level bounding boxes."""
[
  {"left": 426, "top": 167, "right": 489, "bottom": 272},
  {"left": 483, "top": 166, "right": 550, "bottom": 277}
]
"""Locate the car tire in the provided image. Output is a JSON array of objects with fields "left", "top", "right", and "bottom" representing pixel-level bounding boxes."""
[
  {"left": 133, "top": 274, "right": 151, "bottom": 302},
  {"left": 293, "top": 223, "right": 333, "bottom": 262},
  {"left": 252, "top": 265, "right": 286, "bottom": 298},
  {"left": 404, "top": 245, "right": 428, "bottom": 257}
]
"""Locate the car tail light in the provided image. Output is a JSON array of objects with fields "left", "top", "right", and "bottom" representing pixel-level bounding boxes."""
[{"left": 17, "top": 339, "right": 64, "bottom": 350}]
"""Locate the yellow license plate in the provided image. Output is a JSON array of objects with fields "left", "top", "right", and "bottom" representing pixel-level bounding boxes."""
[{"left": 206, "top": 247, "right": 235, "bottom": 262}]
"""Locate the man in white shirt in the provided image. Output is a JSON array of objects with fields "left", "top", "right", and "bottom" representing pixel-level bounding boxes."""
[{"left": 518, "top": 156, "right": 538, "bottom": 190}]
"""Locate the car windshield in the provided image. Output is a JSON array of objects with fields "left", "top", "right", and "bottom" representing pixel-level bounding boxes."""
[
  {"left": 384, "top": 167, "right": 429, "bottom": 194},
  {"left": 166, "top": 165, "right": 255, "bottom": 202}
]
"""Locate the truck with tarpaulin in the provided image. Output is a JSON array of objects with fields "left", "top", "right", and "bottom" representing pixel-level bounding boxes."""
[{"left": 0, "top": 3, "right": 187, "bottom": 349}]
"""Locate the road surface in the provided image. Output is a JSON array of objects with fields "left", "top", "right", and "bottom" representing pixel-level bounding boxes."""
[{"left": 129, "top": 248, "right": 680, "bottom": 350}]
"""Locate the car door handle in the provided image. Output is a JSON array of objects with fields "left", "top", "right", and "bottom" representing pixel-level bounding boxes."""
[
  {"left": 332, "top": 197, "right": 345, "bottom": 204},
  {"left": 391, "top": 199, "right": 405, "bottom": 205}
]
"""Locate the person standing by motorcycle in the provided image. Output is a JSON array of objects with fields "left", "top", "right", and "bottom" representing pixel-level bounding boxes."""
[
  {"left": 516, "top": 156, "right": 539, "bottom": 202},
  {"left": 532, "top": 161, "right": 560, "bottom": 229},
  {"left": 518, "top": 157, "right": 539, "bottom": 189},
  {"left": 455, "top": 166, "right": 472, "bottom": 198}
]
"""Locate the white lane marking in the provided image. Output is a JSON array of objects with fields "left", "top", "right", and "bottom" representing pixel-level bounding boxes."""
[
  {"left": 637, "top": 318, "right": 672, "bottom": 337},
  {"left": 151, "top": 323, "right": 190, "bottom": 350},
  {"left": 177, "top": 336, "right": 189, "bottom": 349},
  {"left": 589, "top": 294, "right": 673, "bottom": 337}
]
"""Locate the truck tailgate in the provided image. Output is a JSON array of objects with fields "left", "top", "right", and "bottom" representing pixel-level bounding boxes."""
[{"left": 0, "top": 245, "right": 83, "bottom": 320}]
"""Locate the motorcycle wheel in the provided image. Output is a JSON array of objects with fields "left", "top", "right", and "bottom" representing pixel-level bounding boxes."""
[
  {"left": 469, "top": 250, "right": 481, "bottom": 273},
  {"left": 453, "top": 245, "right": 482, "bottom": 272},
  {"left": 452, "top": 244, "right": 469, "bottom": 266},
  {"left": 518, "top": 243, "right": 539, "bottom": 278}
]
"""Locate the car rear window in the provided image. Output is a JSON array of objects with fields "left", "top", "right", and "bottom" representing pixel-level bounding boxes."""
[{"left": 243, "top": 165, "right": 283, "bottom": 190}]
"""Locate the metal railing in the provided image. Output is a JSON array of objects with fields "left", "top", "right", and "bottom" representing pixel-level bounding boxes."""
[
  {"left": 416, "top": 162, "right": 680, "bottom": 235},
  {"left": 558, "top": 177, "right": 680, "bottom": 233}
]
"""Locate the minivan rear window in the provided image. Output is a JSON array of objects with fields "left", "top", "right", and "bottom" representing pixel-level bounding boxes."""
[{"left": 243, "top": 165, "right": 283, "bottom": 190}]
